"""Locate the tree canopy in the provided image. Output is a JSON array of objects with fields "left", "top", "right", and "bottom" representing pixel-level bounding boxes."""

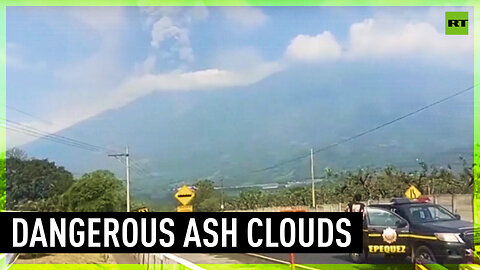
[
  {"left": 6, "top": 147, "right": 28, "bottom": 160},
  {"left": 0, "top": 157, "right": 6, "bottom": 211},
  {"left": 191, "top": 180, "right": 221, "bottom": 212},
  {"left": 1, "top": 146, "right": 477, "bottom": 213},
  {"left": 4, "top": 149, "right": 127, "bottom": 212},
  {"left": 63, "top": 170, "right": 126, "bottom": 212},
  {"left": 6, "top": 156, "right": 74, "bottom": 211},
  {"left": 224, "top": 156, "right": 476, "bottom": 210}
]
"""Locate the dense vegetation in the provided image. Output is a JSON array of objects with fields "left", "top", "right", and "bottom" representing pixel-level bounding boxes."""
[
  {"left": 6, "top": 152, "right": 74, "bottom": 211},
  {"left": 4, "top": 148, "right": 126, "bottom": 212},
  {"left": 192, "top": 180, "right": 222, "bottom": 212},
  {"left": 0, "top": 145, "right": 478, "bottom": 212},
  {"left": 0, "top": 157, "right": 6, "bottom": 210},
  {"left": 221, "top": 161, "right": 476, "bottom": 210},
  {"left": 191, "top": 146, "right": 479, "bottom": 211},
  {"left": 61, "top": 171, "right": 126, "bottom": 212}
]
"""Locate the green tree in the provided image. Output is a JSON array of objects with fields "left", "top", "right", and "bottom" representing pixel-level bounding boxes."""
[
  {"left": 0, "top": 157, "right": 6, "bottom": 211},
  {"left": 6, "top": 156, "right": 74, "bottom": 211},
  {"left": 63, "top": 170, "right": 126, "bottom": 212},
  {"left": 225, "top": 159, "right": 476, "bottom": 211},
  {"left": 237, "top": 189, "right": 263, "bottom": 210},
  {"left": 191, "top": 180, "right": 221, "bottom": 212},
  {"left": 6, "top": 148, "right": 27, "bottom": 160}
]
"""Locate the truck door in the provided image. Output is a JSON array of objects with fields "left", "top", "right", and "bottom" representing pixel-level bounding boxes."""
[{"left": 365, "top": 207, "right": 410, "bottom": 256}]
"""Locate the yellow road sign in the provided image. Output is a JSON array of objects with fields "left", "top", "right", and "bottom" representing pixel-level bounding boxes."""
[
  {"left": 174, "top": 185, "right": 195, "bottom": 205},
  {"left": 405, "top": 185, "right": 422, "bottom": 199},
  {"left": 177, "top": 205, "right": 193, "bottom": 212},
  {"left": 134, "top": 207, "right": 149, "bottom": 212}
]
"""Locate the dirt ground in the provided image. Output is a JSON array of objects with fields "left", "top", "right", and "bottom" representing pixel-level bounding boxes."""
[{"left": 15, "top": 253, "right": 117, "bottom": 264}]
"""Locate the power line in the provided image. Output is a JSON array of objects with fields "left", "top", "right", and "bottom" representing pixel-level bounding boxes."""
[
  {"left": 1, "top": 110, "right": 157, "bottom": 196},
  {"left": 128, "top": 157, "right": 149, "bottom": 172},
  {"left": 250, "top": 82, "right": 478, "bottom": 174},
  {"left": 1, "top": 118, "right": 110, "bottom": 152},
  {"left": 2, "top": 118, "right": 116, "bottom": 153},
  {"left": 111, "top": 155, "right": 149, "bottom": 177},
  {"left": 2, "top": 109, "right": 154, "bottom": 176},
  {"left": 2, "top": 123, "right": 103, "bottom": 153},
  {"left": 2, "top": 122, "right": 151, "bottom": 178},
  {"left": 3, "top": 104, "right": 53, "bottom": 125},
  {"left": 128, "top": 158, "right": 151, "bottom": 176},
  {"left": 5, "top": 104, "right": 127, "bottom": 151}
]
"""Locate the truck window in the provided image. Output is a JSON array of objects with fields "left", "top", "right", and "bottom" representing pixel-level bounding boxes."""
[
  {"left": 367, "top": 208, "right": 403, "bottom": 227},
  {"left": 408, "top": 205, "right": 455, "bottom": 223}
]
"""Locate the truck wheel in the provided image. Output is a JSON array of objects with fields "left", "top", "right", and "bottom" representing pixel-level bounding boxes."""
[
  {"left": 349, "top": 251, "right": 367, "bottom": 263},
  {"left": 415, "top": 245, "right": 436, "bottom": 263}
]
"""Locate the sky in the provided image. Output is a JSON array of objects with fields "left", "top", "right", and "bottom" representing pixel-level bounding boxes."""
[{"left": 6, "top": 6, "right": 474, "bottom": 150}]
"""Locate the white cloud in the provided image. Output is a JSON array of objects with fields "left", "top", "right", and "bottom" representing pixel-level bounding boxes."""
[
  {"left": 141, "top": 7, "right": 209, "bottom": 64},
  {"left": 221, "top": 7, "right": 267, "bottom": 28},
  {"left": 285, "top": 31, "right": 342, "bottom": 62},
  {"left": 346, "top": 18, "right": 472, "bottom": 59},
  {"left": 10, "top": 7, "right": 279, "bottom": 148},
  {"left": 150, "top": 16, "right": 194, "bottom": 62},
  {"left": 284, "top": 16, "right": 472, "bottom": 63},
  {"left": 134, "top": 55, "right": 157, "bottom": 74},
  {"left": 8, "top": 58, "right": 283, "bottom": 148},
  {"left": 113, "top": 61, "right": 283, "bottom": 108},
  {"left": 8, "top": 7, "right": 474, "bottom": 148}
]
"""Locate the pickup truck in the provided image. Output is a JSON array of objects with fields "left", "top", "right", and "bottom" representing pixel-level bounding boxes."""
[{"left": 355, "top": 198, "right": 478, "bottom": 264}]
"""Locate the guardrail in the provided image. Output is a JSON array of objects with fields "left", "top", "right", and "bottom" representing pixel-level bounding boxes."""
[{"left": 135, "top": 253, "right": 205, "bottom": 270}]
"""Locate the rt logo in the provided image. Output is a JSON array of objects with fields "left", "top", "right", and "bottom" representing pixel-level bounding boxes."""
[{"left": 445, "top": 12, "right": 468, "bottom": 35}]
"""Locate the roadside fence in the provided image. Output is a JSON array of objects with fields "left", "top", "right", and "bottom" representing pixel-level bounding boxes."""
[
  {"left": 134, "top": 253, "right": 205, "bottom": 270},
  {"left": 231, "top": 194, "right": 475, "bottom": 222}
]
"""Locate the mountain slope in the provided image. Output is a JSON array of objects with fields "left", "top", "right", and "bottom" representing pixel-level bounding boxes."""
[{"left": 22, "top": 63, "right": 474, "bottom": 200}]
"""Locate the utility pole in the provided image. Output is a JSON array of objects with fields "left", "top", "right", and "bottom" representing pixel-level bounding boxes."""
[
  {"left": 125, "top": 146, "right": 130, "bottom": 212},
  {"left": 220, "top": 177, "right": 225, "bottom": 211},
  {"left": 310, "top": 148, "right": 316, "bottom": 208},
  {"left": 108, "top": 145, "right": 130, "bottom": 212}
]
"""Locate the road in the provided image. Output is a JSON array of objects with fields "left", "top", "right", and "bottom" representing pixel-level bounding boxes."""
[
  {"left": 175, "top": 253, "right": 413, "bottom": 270},
  {"left": 8, "top": 253, "right": 416, "bottom": 270},
  {"left": 8, "top": 252, "right": 412, "bottom": 269},
  {"left": 239, "top": 253, "right": 413, "bottom": 270},
  {"left": 255, "top": 253, "right": 391, "bottom": 264}
]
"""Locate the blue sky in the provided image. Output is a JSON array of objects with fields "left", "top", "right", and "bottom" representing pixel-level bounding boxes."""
[{"left": 6, "top": 6, "right": 474, "bottom": 149}]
